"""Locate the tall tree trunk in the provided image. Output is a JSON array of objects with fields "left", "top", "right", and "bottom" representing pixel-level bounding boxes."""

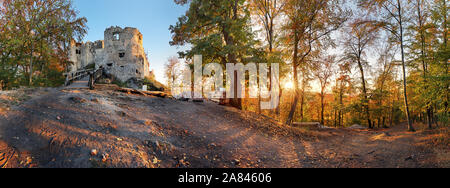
[
  {"left": 320, "top": 92, "right": 325, "bottom": 125},
  {"left": 390, "top": 100, "right": 394, "bottom": 127},
  {"left": 398, "top": 0, "right": 415, "bottom": 132},
  {"left": 265, "top": 24, "right": 273, "bottom": 116},
  {"left": 417, "top": 0, "right": 433, "bottom": 129},
  {"left": 339, "top": 84, "right": 343, "bottom": 127},
  {"left": 220, "top": 1, "right": 242, "bottom": 110},
  {"left": 230, "top": 70, "right": 242, "bottom": 109},
  {"left": 276, "top": 86, "right": 283, "bottom": 120},
  {"left": 286, "top": 32, "right": 300, "bottom": 125},
  {"left": 357, "top": 60, "right": 372, "bottom": 129},
  {"left": 222, "top": 28, "right": 241, "bottom": 109},
  {"left": 334, "top": 109, "right": 337, "bottom": 127},
  {"left": 443, "top": 0, "right": 449, "bottom": 115},
  {"left": 29, "top": 41, "right": 34, "bottom": 86},
  {"left": 258, "top": 75, "right": 262, "bottom": 114},
  {"left": 299, "top": 83, "right": 305, "bottom": 121}
]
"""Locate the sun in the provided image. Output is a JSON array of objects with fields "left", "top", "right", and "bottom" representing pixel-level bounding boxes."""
[{"left": 284, "top": 81, "right": 294, "bottom": 90}]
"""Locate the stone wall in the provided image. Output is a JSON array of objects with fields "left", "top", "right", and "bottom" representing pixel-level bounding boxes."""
[
  {"left": 69, "top": 26, "right": 150, "bottom": 83},
  {"left": 69, "top": 40, "right": 103, "bottom": 72}
]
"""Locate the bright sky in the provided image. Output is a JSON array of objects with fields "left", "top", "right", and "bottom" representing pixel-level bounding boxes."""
[{"left": 73, "top": 0, "right": 189, "bottom": 83}]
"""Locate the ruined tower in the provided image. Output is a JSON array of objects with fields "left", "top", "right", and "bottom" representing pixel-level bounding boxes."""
[
  {"left": 69, "top": 26, "right": 150, "bottom": 83},
  {"left": 69, "top": 40, "right": 103, "bottom": 72},
  {"left": 95, "top": 26, "right": 150, "bottom": 82}
]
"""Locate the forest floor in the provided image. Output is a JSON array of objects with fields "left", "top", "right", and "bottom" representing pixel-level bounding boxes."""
[{"left": 0, "top": 87, "right": 448, "bottom": 168}]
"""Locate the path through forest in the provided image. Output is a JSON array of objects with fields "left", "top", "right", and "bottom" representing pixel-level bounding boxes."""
[{"left": 0, "top": 87, "right": 448, "bottom": 168}]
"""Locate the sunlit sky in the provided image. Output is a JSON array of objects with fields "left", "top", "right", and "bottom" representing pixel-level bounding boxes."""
[{"left": 73, "top": 0, "right": 188, "bottom": 83}]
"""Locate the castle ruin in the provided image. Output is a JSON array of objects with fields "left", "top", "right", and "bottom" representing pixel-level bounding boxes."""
[{"left": 69, "top": 26, "right": 151, "bottom": 83}]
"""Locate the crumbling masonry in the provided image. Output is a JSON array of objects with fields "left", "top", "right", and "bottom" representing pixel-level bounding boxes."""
[{"left": 69, "top": 26, "right": 151, "bottom": 83}]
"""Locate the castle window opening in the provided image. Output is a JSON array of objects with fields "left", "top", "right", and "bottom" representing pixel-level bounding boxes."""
[
  {"left": 76, "top": 49, "right": 81, "bottom": 54},
  {"left": 107, "top": 63, "right": 113, "bottom": 67},
  {"left": 119, "top": 52, "right": 125, "bottom": 58},
  {"left": 113, "top": 33, "right": 120, "bottom": 41}
]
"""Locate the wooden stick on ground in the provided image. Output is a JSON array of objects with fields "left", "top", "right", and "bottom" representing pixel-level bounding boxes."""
[{"left": 116, "top": 88, "right": 171, "bottom": 98}]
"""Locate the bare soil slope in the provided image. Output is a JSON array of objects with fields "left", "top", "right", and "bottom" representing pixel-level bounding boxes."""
[{"left": 0, "top": 88, "right": 448, "bottom": 168}]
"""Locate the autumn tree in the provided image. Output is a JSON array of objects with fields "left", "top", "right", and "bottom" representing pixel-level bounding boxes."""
[
  {"left": 313, "top": 55, "right": 335, "bottom": 125},
  {"left": 332, "top": 61, "right": 352, "bottom": 127},
  {"left": 373, "top": 42, "right": 397, "bottom": 128},
  {"left": 360, "top": 0, "right": 415, "bottom": 131},
  {"left": 341, "top": 18, "right": 379, "bottom": 129},
  {"left": 298, "top": 61, "right": 314, "bottom": 122},
  {"left": 250, "top": 0, "right": 285, "bottom": 54},
  {"left": 429, "top": 0, "right": 449, "bottom": 125},
  {"left": 250, "top": 0, "right": 286, "bottom": 115},
  {"left": 283, "top": 0, "right": 350, "bottom": 125},
  {"left": 170, "top": 0, "right": 263, "bottom": 109},
  {"left": 165, "top": 56, "right": 180, "bottom": 92},
  {"left": 404, "top": 0, "right": 436, "bottom": 128},
  {"left": 0, "top": 0, "right": 87, "bottom": 89}
]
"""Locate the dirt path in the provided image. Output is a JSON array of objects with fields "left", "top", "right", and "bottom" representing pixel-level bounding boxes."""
[
  {"left": 0, "top": 88, "right": 448, "bottom": 168},
  {"left": 302, "top": 125, "right": 448, "bottom": 168}
]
